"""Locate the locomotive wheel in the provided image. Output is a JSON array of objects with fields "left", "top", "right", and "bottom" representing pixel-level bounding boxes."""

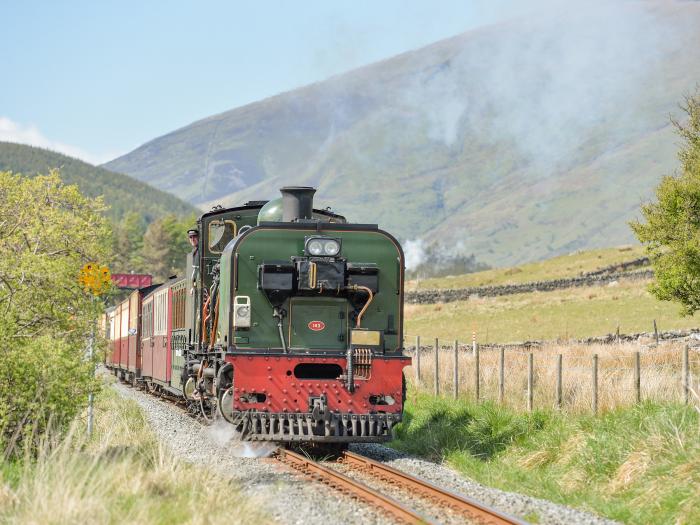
[
  {"left": 183, "top": 377, "right": 196, "bottom": 400},
  {"left": 199, "top": 397, "right": 216, "bottom": 423},
  {"left": 217, "top": 363, "right": 235, "bottom": 424},
  {"left": 218, "top": 387, "right": 236, "bottom": 424}
]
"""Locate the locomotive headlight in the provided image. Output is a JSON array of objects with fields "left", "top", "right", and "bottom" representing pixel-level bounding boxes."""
[
  {"left": 307, "top": 240, "right": 324, "bottom": 256},
  {"left": 305, "top": 237, "right": 341, "bottom": 257},
  {"left": 323, "top": 239, "right": 340, "bottom": 256}
]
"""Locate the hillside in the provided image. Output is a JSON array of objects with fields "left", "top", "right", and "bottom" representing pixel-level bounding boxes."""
[
  {"left": 403, "top": 245, "right": 696, "bottom": 343},
  {"left": 104, "top": 1, "right": 700, "bottom": 266},
  {"left": 0, "top": 142, "right": 198, "bottom": 222},
  {"left": 407, "top": 245, "right": 647, "bottom": 290}
]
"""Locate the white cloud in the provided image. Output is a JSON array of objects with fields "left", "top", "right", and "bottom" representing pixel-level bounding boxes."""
[{"left": 0, "top": 117, "right": 119, "bottom": 165}]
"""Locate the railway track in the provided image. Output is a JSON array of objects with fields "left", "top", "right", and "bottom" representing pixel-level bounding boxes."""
[
  {"left": 115, "top": 377, "right": 526, "bottom": 524},
  {"left": 274, "top": 448, "right": 527, "bottom": 525}
]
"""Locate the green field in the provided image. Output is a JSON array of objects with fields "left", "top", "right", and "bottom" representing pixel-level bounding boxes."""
[
  {"left": 404, "top": 247, "right": 698, "bottom": 343},
  {"left": 407, "top": 245, "right": 646, "bottom": 291},
  {"left": 392, "top": 394, "right": 700, "bottom": 525}
]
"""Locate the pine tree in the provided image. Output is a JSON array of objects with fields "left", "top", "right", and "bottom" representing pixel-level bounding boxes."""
[
  {"left": 141, "top": 219, "right": 172, "bottom": 282},
  {"left": 112, "top": 212, "right": 146, "bottom": 273}
]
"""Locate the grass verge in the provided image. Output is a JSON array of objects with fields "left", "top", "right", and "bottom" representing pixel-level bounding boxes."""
[
  {"left": 0, "top": 388, "right": 267, "bottom": 525},
  {"left": 391, "top": 393, "right": 700, "bottom": 525}
]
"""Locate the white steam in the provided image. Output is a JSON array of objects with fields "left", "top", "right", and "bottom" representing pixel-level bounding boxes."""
[
  {"left": 205, "top": 417, "right": 277, "bottom": 458},
  {"left": 399, "top": 1, "right": 675, "bottom": 165},
  {"left": 403, "top": 239, "right": 427, "bottom": 272}
]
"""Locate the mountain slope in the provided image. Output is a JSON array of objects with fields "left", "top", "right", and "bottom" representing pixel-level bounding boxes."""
[
  {"left": 0, "top": 142, "right": 198, "bottom": 222},
  {"left": 104, "top": 1, "right": 700, "bottom": 265}
]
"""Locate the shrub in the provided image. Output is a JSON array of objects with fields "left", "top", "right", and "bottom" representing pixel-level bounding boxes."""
[{"left": 0, "top": 170, "right": 111, "bottom": 455}]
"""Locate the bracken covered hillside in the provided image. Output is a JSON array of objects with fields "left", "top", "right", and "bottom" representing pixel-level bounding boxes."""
[{"left": 105, "top": 1, "right": 700, "bottom": 265}]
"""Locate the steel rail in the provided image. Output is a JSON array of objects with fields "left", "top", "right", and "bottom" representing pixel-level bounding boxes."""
[
  {"left": 340, "top": 450, "right": 528, "bottom": 525},
  {"left": 275, "top": 448, "right": 433, "bottom": 524}
]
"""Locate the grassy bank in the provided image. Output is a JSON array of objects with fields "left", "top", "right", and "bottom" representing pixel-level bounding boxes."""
[
  {"left": 404, "top": 279, "right": 697, "bottom": 343},
  {"left": 407, "top": 245, "right": 646, "bottom": 291},
  {"left": 0, "top": 389, "right": 266, "bottom": 525},
  {"left": 391, "top": 394, "right": 700, "bottom": 524}
]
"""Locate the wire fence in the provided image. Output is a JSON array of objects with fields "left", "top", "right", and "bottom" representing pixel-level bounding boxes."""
[{"left": 404, "top": 335, "right": 700, "bottom": 413}]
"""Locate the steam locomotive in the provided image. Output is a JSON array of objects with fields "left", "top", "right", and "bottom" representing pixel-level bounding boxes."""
[{"left": 105, "top": 187, "right": 410, "bottom": 443}]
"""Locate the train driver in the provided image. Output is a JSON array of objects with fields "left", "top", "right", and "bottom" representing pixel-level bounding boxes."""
[
  {"left": 187, "top": 228, "right": 199, "bottom": 256},
  {"left": 187, "top": 228, "right": 199, "bottom": 296}
]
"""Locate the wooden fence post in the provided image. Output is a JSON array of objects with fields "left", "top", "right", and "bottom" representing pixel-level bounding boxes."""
[
  {"left": 634, "top": 351, "right": 641, "bottom": 403},
  {"left": 683, "top": 345, "right": 689, "bottom": 404},
  {"left": 498, "top": 347, "right": 505, "bottom": 404},
  {"left": 527, "top": 352, "right": 534, "bottom": 412},
  {"left": 453, "top": 340, "right": 459, "bottom": 399},
  {"left": 434, "top": 338, "right": 439, "bottom": 396},
  {"left": 472, "top": 329, "right": 477, "bottom": 357},
  {"left": 556, "top": 354, "right": 563, "bottom": 409},
  {"left": 653, "top": 319, "right": 659, "bottom": 345},
  {"left": 592, "top": 354, "right": 599, "bottom": 415},
  {"left": 474, "top": 343, "right": 480, "bottom": 401},
  {"left": 415, "top": 336, "right": 421, "bottom": 384}
]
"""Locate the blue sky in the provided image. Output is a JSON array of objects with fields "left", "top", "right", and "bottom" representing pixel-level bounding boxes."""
[{"left": 1, "top": 0, "right": 527, "bottom": 163}]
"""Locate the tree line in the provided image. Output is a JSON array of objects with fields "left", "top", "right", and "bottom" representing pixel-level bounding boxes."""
[{"left": 111, "top": 211, "right": 197, "bottom": 282}]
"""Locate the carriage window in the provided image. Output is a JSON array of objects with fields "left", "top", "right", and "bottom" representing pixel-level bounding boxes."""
[
  {"left": 208, "top": 219, "right": 237, "bottom": 253},
  {"left": 129, "top": 294, "right": 139, "bottom": 329},
  {"left": 142, "top": 302, "right": 153, "bottom": 339},
  {"left": 153, "top": 290, "right": 168, "bottom": 337},
  {"left": 172, "top": 287, "right": 186, "bottom": 329},
  {"left": 120, "top": 303, "right": 129, "bottom": 335}
]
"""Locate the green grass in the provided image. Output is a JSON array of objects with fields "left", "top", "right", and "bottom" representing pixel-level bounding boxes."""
[
  {"left": 391, "top": 393, "right": 700, "bottom": 524},
  {"left": 407, "top": 245, "right": 646, "bottom": 291},
  {"left": 404, "top": 279, "right": 697, "bottom": 343},
  {"left": 0, "top": 389, "right": 266, "bottom": 524}
]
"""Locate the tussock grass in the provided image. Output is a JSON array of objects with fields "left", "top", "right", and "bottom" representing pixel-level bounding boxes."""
[
  {"left": 0, "top": 390, "right": 266, "bottom": 525},
  {"left": 406, "top": 340, "right": 696, "bottom": 413},
  {"left": 392, "top": 394, "right": 700, "bottom": 524}
]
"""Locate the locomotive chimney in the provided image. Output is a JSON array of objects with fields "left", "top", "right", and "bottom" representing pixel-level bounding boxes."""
[{"left": 280, "top": 186, "right": 316, "bottom": 222}]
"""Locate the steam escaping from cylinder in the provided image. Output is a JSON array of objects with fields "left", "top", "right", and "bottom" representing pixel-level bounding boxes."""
[{"left": 206, "top": 417, "right": 278, "bottom": 458}]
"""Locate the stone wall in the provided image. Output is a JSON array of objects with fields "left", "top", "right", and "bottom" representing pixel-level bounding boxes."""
[
  {"left": 405, "top": 327, "right": 700, "bottom": 353},
  {"left": 406, "top": 269, "right": 653, "bottom": 304}
]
